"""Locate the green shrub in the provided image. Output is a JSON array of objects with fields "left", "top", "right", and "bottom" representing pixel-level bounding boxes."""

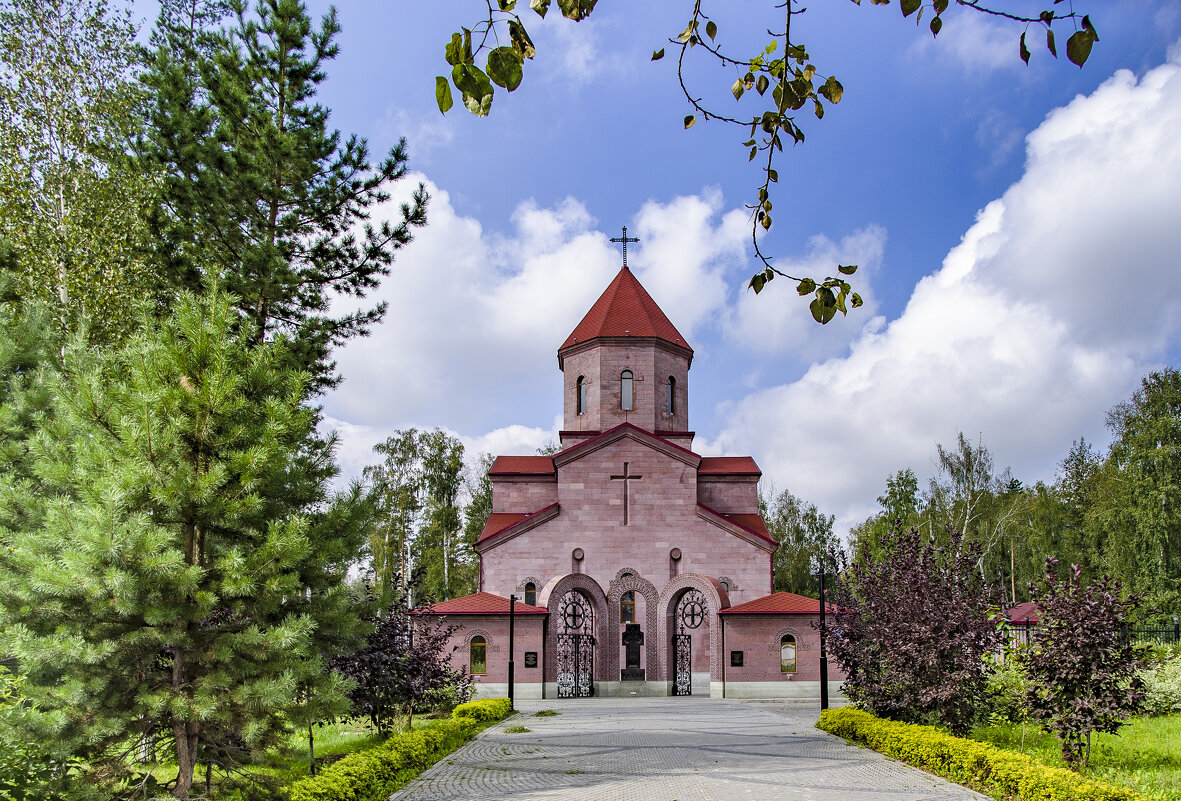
[
  {"left": 288, "top": 718, "right": 478, "bottom": 801},
  {"left": 817, "top": 707, "right": 1151, "bottom": 801},
  {"left": 1142, "top": 654, "right": 1181, "bottom": 716},
  {"left": 982, "top": 656, "right": 1029, "bottom": 724},
  {"left": 451, "top": 697, "right": 513, "bottom": 722}
]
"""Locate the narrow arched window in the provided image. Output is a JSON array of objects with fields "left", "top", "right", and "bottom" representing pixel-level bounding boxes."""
[
  {"left": 620, "top": 370, "right": 634, "bottom": 411},
  {"left": 667, "top": 376, "right": 676, "bottom": 414},
  {"left": 620, "top": 590, "right": 635, "bottom": 623},
  {"left": 524, "top": 582, "right": 536, "bottom": 607},
  {"left": 470, "top": 636, "right": 487, "bottom": 675},
  {"left": 576, "top": 376, "right": 586, "bottom": 415},
  {"left": 780, "top": 635, "right": 797, "bottom": 674}
]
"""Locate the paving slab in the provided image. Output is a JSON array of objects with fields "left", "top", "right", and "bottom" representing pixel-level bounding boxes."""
[{"left": 391, "top": 697, "right": 989, "bottom": 801}]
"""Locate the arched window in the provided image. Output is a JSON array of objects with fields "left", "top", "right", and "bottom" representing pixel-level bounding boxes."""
[
  {"left": 470, "top": 636, "right": 487, "bottom": 675},
  {"left": 620, "top": 370, "right": 634, "bottom": 411},
  {"left": 667, "top": 376, "right": 676, "bottom": 414},
  {"left": 780, "top": 635, "right": 797, "bottom": 674},
  {"left": 620, "top": 590, "right": 635, "bottom": 623},
  {"left": 576, "top": 376, "right": 586, "bottom": 415},
  {"left": 524, "top": 582, "right": 536, "bottom": 606}
]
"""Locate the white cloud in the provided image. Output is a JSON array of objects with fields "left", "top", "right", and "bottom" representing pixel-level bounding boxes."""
[
  {"left": 711, "top": 50, "right": 1181, "bottom": 536},
  {"left": 910, "top": 12, "right": 1021, "bottom": 74}
]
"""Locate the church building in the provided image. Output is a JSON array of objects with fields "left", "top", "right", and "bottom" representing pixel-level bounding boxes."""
[{"left": 427, "top": 258, "right": 844, "bottom": 700}]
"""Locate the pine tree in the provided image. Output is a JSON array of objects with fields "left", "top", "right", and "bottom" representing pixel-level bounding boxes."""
[
  {"left": 138, "top": 0, "right": 427, "bottom": 390},
  {"left": 0, "top": 285, "right": 369, "bottom": 799}
]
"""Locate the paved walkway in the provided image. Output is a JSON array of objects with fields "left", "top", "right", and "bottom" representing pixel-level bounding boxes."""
[{"left": 391, "top": 697, "right": 988, "bottom": 801}]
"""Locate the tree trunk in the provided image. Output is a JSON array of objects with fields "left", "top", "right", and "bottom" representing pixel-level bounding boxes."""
[{"left": 171, "top": 719, "right": 199, "bottom": 799}]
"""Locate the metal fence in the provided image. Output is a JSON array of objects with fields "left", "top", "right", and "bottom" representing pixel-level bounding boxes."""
[{"left": 1005, "top": 621, "right": 1180, "bottom": 647}]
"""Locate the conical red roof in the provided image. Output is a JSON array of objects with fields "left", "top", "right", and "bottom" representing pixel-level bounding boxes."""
[{"left": 560, "top": 266, "right": 692, "bottom": 352}]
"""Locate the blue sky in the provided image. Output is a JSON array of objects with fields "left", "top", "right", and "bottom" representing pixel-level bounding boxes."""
[{"left": 264, "top": 1, "right": 1181, "bottom": 533}]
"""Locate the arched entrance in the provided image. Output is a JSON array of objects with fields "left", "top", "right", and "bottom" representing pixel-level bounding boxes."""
[
  {"left": 556, "top": 589, "right": 595, "bottom": 698},
  {"left": 671, "top": 588, "right": 707, "bottom": 695}
]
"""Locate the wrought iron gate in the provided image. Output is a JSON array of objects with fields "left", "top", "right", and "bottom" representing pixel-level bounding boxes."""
[
  {"left": 672, "top": 589, "right": 705, "bottom": 696},
  {"left": 556, "top": 590, "right": 594, "bottom": 698}
]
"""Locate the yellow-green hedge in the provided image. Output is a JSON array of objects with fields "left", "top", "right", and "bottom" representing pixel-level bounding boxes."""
[
  {"left": 289, "top": 699, "right": 514, "bottom": 801},
  {"left": 452, "top": 697, "right": 514, "bottom": 722},
  {"left": 816, "top": 707, "right": 1150, "bottom": 801}
]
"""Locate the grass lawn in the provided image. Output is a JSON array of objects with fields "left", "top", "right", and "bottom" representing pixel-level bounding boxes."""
[{"left": 970, "top": 714, "right": 1181, "bottom": 801}]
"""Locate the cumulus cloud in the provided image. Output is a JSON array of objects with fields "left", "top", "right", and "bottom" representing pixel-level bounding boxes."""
[
  {"left": 910, "top": 11, "right": 1022, "bottom": 74},
  {"left": 710, "top": 50, "right": 1181, "bottom": 535}
]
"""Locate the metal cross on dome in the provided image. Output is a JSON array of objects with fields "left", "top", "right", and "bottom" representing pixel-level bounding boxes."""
[{"left": 609, "top": 226, "right": 640, "bottom": 267}]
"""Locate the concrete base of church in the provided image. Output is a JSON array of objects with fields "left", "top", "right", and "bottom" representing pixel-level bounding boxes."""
[
  {"left": 469, "top": 682, "right": 545, "bottom": 700},
  {"left": 719, "top": 680, "right": 845, "bottom": 700},
  {"left": 600, "top": 680, "right": 668, "bottom": 697}
]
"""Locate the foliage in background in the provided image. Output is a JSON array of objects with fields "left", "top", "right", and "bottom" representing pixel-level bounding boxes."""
[
  {"left": 0, "top": 286, "right": 369, "bottom": 799},
  {"left": 1141, "top": 650, "right": 1181, "bottom": 716},
  {"left": 0, "top": 0, "right": 156, "bottom": 344},
  {"left": 138, "top": 0, "right": 427, "bottom": 391},
  {"left": 826, "top": 524, "right": 1002, "bottom": 734},
  {"left": 333, "top": 576, "right": 471, "bottom": 735},
  {"left": 760, "top": 486, "right": 837, "bottom": 596},
  {"left": 1021, "top": 560, "right": 1148, "bottom": 768}
]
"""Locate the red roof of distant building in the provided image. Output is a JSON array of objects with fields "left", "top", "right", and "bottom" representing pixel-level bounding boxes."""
[
  {"left": 720, "top": 591, "right": 834, "bottom": 615},
  {"left": 559, "top": 266, "right": 691, "bottom": 352},
  {"left": 489, "top": 455, "right": 555, "bottom": 475},
  {"left": 699, "top": 456, "right": 761, "bottom": 476},
  {"left": 426, "top": 592, "right": 548, "bottom": 615},
  {"left": 1006, "top": 601, "right": 1040, "bottom": 624}
]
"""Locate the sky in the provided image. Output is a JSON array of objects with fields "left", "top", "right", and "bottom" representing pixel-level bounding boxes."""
[{"left": 236, "top": 0, "right": 1181, "bottom": 535}]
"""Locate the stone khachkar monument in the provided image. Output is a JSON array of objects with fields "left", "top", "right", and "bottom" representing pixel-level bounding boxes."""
[{"left": 621, "top": 623, "right": 644, "bottom": 681}]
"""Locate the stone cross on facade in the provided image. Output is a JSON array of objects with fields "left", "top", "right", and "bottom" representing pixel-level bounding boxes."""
[
  {"left": 609, "top": 226, "right": 640, "bottom": 267},
  {"left": 610, "top": 461, "right": 642, "bottom": 525}
]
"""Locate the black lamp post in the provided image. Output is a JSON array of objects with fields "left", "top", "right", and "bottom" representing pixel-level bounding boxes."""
[
  {"left": 813, "top": 552, "right": 829, "bottom": 711},
  {"left": 1174, "top": 613, "right": 1179, "bottom": 644},
  {"left": 508, "top": 594, "right": 517, "bottom": 710}
]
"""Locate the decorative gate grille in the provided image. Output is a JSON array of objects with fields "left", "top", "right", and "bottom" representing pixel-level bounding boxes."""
[
  {"left": 672, "top": 589, "right": 705, "bottom": 696},
  {"left": 556, "top": 590, "right": 594, "bottom": 698}
]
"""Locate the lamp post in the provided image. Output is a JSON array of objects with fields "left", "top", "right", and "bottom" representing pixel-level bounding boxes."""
[
  {"left": 813, "top": 552, "right": 829, "bottom": 711},
  {"left": 508, "top": 594, "right": 517, "bottom": 710},
  {"left": 1174, "top": 613, "right": 1179, "bottom": 644}
]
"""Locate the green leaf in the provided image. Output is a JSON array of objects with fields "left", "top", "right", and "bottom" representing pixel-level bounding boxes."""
[
  {"left": 435, "top": 76, "right": 453, "bottom": 113},
  {"left": 1046, "top": 28, "right": 1057, "bottom": 58},
  {"left": 452, "top": 63, "right": 494, "bottom": 117},
  {"left": 813, "top": 99, "right": 824, "bottom": 120},
  {"left": 818, "top": 76, "right": 844, "bottom": 104},
  {"left": 750, "top": 273, "right": 766, "bottom": 294},
  {"left": 756, "top": 74, "right": 770, "bottom": 95},
  {"left": 487, "top": 47, "right": 524, "bottom": 91},
  {"left": 930, "top": 16, "right": 943, "bottom": 37},
  {"left": 760, "top": 214, "right": 772, "bottom": 230},
  {"left": 684, "top": 114, "right": 696, "bottom": 129},
  {"left": 810, "top": 295, "right": 837, "bottom": 324},
  {"left": 797, "top": 278, "right": 816, "bottom": 295},
  {"left": 933, "top": 0, "right": 948, "bottom": 14},
  {"left": 652, "top": 48, "right": 665, "bottom": 61},
  {"left": 706, "top": 20, "right": 717, "bottom": 41},
  {"left": 1020, "top": 31, "right": 1030, "bottom": 65},
  {"left": 835, "top": 291, "right": 847, "bottom": 314},
  {"left": 732, "top": 78, "right": 745, "bottom": 100},
  {"left": 445, "top": 32, "right": 469, "bottom": 66},
  {"left": 498, "top": 0, "right": 517, "bottom": 10},
  {"left": 838, "top": 264, "right": 857, "bottom": 275},
  {"left": 1067, "top": 29, "right": 1093, "bottom": 67},
  {"left": 509, "top": 20, "right": 536, "bottom": 59},
  {"left": 530, "top": 0, "right": 550, "bottom": 17},
  {"left": 850, "top": 292, "right": 864, "bottom": 309},
  {"left": 748, "top": 146, "right": 757, "bottom": 162},
  {"left": 767, "top": 168, "right": 778, "bottom": 183},
  {"left": 901, "top": 0, "right": 920, "bottom": 18},
  {"left": 556, "top": 0, "right": 597, "bottom": 21},
  {"left": 1081, "top": 15, "right": 1099, "bottom": 41}
]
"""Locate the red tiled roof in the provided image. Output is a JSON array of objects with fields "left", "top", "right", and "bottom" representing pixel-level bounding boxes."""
[
  {"left": 699, "top": 456, "right": 761, "bottom": 476},
  {"left": 720, "top": 513, "right": 773, "bottom": 542},
  {"left": 1006, "top": 601, "right": 1040, "bottom": 623},
  {"left": 559, "top": 266, "right": 692, "bottom": 352},
  {"left": 488, "top": 455, "right": 555, "bottom": 475},
  {"left": 426, "top": 592, "right": 548, "bottom": 615},
  {"left": 476, "top": 503, "right": 559, "bottom": 543},
  {"left": 720, "top": 591, "right": 834, "bottom": 615}
]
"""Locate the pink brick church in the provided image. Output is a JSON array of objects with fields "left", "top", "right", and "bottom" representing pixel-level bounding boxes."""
[{"left": 426, "top": 261, "right": 844, "bottom": 700}]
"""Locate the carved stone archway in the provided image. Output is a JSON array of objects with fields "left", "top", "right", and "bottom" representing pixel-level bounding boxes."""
[
  {"left": 656, "top": 574, "right": 730, "bottom": 686},
  {"left": 538, "top": 573, "right": 610, "bottom": 687},
  {"left": 606, "top": 569, "right": 660, "bottom": 679}
]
